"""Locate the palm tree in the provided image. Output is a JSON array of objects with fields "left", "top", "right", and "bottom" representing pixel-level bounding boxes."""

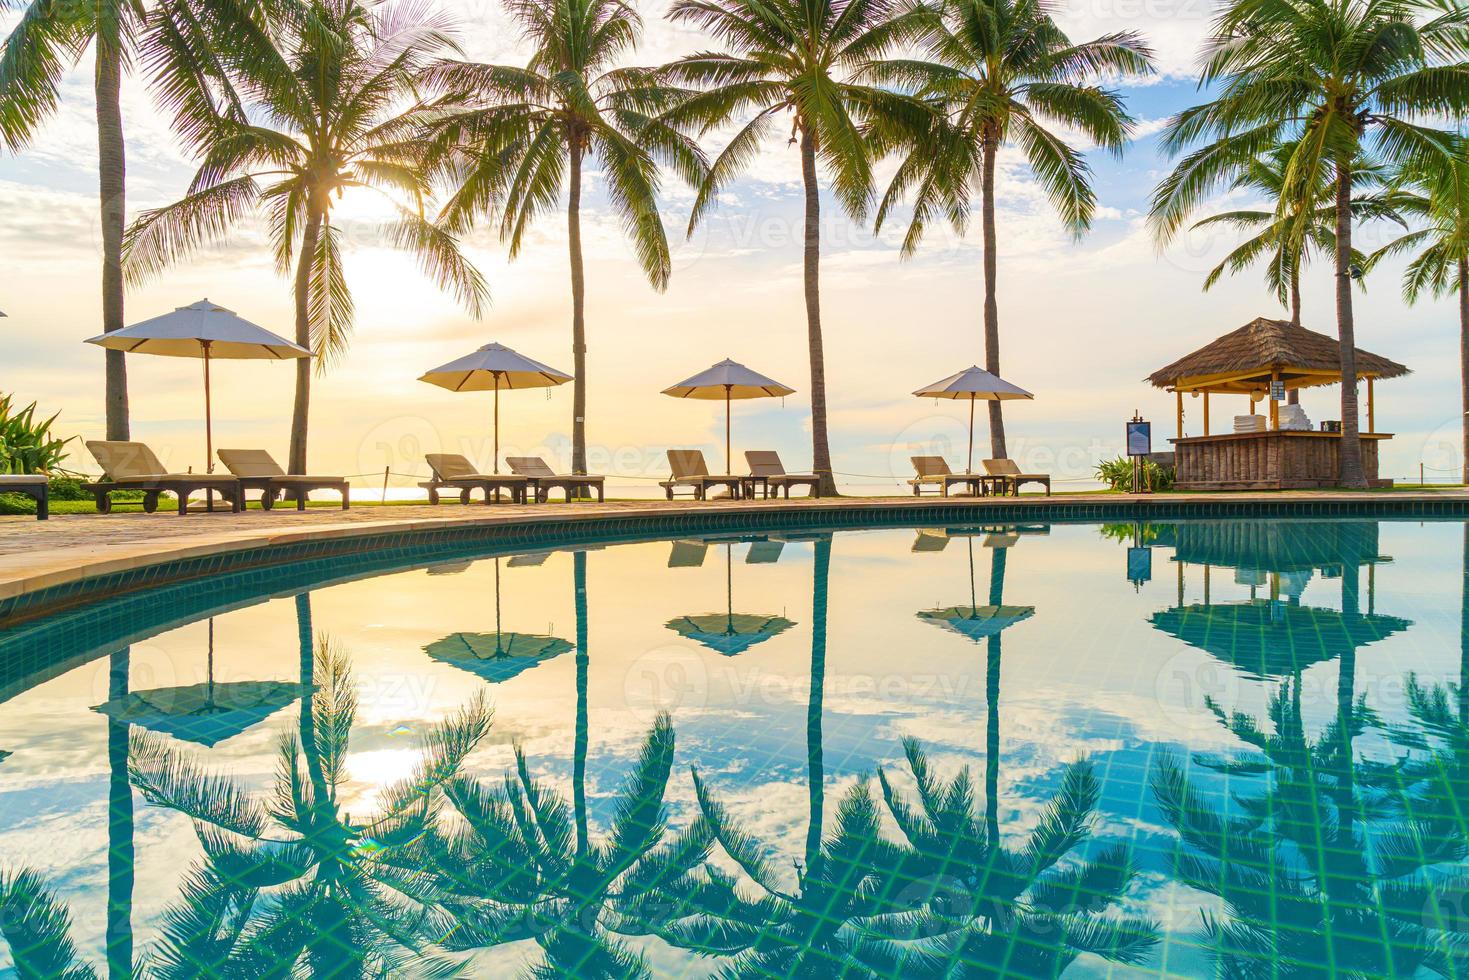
[
  {"left": 423, "top": 0, "right": 704, "bottom": 481},
  {"left": 123, "top": 0, "right": 488, "bottom": 474},
  {"left": 1368, "top": 139, "right": 1469, "bottom": 481},
  {"left": 1149, "top": 0, "right": 1469, "bottom": 487},
  {"left": 661, "top": 0, "right": 930, "bottom": 497},
  {"left": 128, "top": 638, "right": 492, "bottom": 976},
  {"left": 0, "top": 868, "right": 101, "bottom": 979},
  {"left": 873, "top": 0, "right": 1153, "bottom": 458}
]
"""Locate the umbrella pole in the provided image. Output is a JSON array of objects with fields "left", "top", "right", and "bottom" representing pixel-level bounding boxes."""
[
  {"left": 494, "top": 558, "right": 503, "bottom": 654},
  {"left": 203, "top": 342, "right": 214, "bottom": 473},
  {"left": 967, "top": 396, "right": 975, "bottom": 475},
  {"left": 493, "top": 376, "right": 501, "bottom": 475},
  {"left": 726, "top": 386, "right": 733, "bottom": 475},
  {"left": 727, "top": 543, "right": 734, "bottom": 631},
  {"left": 206, "top": 617, "right": 215, "bottom": 708}
]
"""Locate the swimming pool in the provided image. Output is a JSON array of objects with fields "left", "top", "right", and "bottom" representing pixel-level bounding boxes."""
[{"left": 0, "top": 516, "right": 1464, "bottom": 977}]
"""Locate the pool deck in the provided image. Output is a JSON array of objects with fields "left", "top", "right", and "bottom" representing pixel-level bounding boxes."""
[{"left": 2, "top": 490, "right": 1468, "bottom": 621}]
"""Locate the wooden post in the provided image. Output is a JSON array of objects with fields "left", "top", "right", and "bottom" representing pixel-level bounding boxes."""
[
  {"left": 1366, "top": 376, "right": 1375, "bottom": 433},
  {"left": 1176, "top": 560, "right": 1184, "bottom": 607},
  {"left": 1203, "top": 392, "right": 1210, "bottom": 436},
  {"left": 1269, "top": 369, "right": 1280, "bottom": 430},
  {"left": 1175, "top": 390, "right": 1184, "bottom": 439}
]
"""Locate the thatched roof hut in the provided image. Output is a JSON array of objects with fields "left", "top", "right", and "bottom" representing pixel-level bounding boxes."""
[{"left": 1147, "top": 317, "right": 1408, "bottom": 393}]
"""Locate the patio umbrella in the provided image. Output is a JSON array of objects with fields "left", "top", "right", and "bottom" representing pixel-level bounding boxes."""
[
  {"left": 916, "top": 531, "right": 1035, "bottom": 643},
  {"left": 914, "top": 366, "right": 1033, "bottom": 473},
  {"left": 92, "top": 618, "right": 301, "bottom": 746},
  {"left": 85, "top": 299, "right": 309, "bottom": 472},
  {"left": 665, "top": 540, "right": 795, "bottom": 655},
  {"left": 662, "top": 359, "right": 795, "bottom": 473},
  {"left": 424, "top": 558, "right": 574, "bottom": 682},
  {"left": 419, "top": 342, "right": 572, "bottom": 473}
]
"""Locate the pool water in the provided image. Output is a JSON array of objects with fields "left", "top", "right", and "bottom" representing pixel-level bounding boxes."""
[{"left": 1, "top": 518, "right": 1467, "bottom": 978}]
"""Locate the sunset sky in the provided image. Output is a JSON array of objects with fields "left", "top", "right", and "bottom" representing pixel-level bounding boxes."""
[{"left": 1, "top": 0, "right": 1461, "bottom": 491}]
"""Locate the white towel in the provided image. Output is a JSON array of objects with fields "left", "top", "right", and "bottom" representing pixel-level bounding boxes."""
[{"left": 1233, "top": 414, "right": 1266, "bottom": 433}]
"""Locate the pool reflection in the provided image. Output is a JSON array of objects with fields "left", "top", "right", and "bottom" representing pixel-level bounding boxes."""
[{"left": 0, "top": 519, "right": 1467, "bottom": 977}]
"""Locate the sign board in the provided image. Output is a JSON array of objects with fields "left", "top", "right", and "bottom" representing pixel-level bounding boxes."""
[
  {"left": 1126, "top": 420, "right": 1152, "bottom": 457},
  {"left": 1269, "top": 380, "right": 1286, "bottom": 401},
  {"left": 1127, "top": 547, "right": 1153, "bottom": 586}
]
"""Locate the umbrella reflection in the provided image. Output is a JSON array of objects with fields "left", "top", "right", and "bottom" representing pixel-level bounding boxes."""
[
  {"left": 424, "top": 556, "right": 574, "bottom": 682},
  {"left": 92, "top": 619, "right": 300, "bottom": 747},
  {"left": 664, "top": 538, "right": 795, "bottom": 655}
]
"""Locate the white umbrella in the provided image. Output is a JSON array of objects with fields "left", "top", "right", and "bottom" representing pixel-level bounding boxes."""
[
  {"left": 662, "top": 359, "right": 795, "bottom": 473},
  {"left": 419, "top": 342, "right": 572, "bottom": 473},
  {"left": 914, "top": 366, "right": 1034, "bottom": 473},
  {"left": 86, "top": 299, "right": 309, "bottom": 471}
]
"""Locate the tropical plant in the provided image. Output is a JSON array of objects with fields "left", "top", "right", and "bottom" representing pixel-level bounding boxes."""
[
  {"left": 422, "top": 0, "right": 704, "bottom": 480},
  {"left": 0, "top": 393, "right": 71, "bottom": 474},
  {"left": 123, "top": 0, "right": 488, "bottom": 474},
  {"left": 660, "top": 0, "right": 931, "bottom": 497},
  {"left": 1149, "top": 0, "right": 1469, "bottom": 487},
  {"left": 0, "top": 867, "right": 101, "bottom": 979},
  {"left": 1372, "top": 671, "right": 1469, "bottom": 860},
  {"left": 1152, "top": 673, "right": 1469, "bottom": 976},
  {"left": 872, "top": 0, "right": 1153, "bottom": 459},
  {"left": 127, "top": 638, "right": 492, "bottom": 976},
  {"left": 1094, "top": 455, "right": 1173, "bottom": 492},
  {"left": 1192, "top": 145, "right": 1397, "bottom": 329},
  {"left": 427, "top": 715, "right": 717, "bottom": 977},
  {"left": 1368, "top": 139, "right": 1469, "bottom": 481}
]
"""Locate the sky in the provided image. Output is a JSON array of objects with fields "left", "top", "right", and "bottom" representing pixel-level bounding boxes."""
[{"left": 1, "top": 0, "right": 1463, "bottom": 492}]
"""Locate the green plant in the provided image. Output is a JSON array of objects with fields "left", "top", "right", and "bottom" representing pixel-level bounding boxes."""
[
  {"left": 1095, "top": 455, "right": 1173, "bottom": 492},
  {"left": 0, "top": 393, "right": 72, "bottom": 474}
]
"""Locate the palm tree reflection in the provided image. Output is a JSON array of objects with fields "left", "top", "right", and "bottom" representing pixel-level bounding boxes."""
[{"left": 126, "top": 637, "right": 492, "bottom": 977}]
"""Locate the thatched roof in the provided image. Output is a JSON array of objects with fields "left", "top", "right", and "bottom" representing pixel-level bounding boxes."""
[{"left": 1147, "top": 317, "right": 1409, "bottom": 391}]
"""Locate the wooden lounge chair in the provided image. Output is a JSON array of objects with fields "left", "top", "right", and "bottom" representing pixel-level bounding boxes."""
[
  {"left": 660, "top": 450, "right": 742, "bottom": 501},
  {"left": 85, "top": 441, "right": 241, "bottom": 515},
  {"left": 744, "top": 450, "right": 821, "bottom": 499},
  {"left": 505, "top": 456, "right": 606, "bottom": 502},
  {"left": 0, "top": 474, "right": 48, "bottom": 520},
  {"left": 907, "top": 456, "right": 989, "bottom": 497},
  {"left": 217, "top": 449, "right": 350, "bottom": 510},
  {"left": 421, "top": 454, "right": 528, "bottom": 504},
  {"left": 983, "top": 458, "right": 1051, "bottom": 496}
]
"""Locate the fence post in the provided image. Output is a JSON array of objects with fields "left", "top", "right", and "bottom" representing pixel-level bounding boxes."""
[{"left": 382, "top": 466, "right": 390, "bottom": 503}]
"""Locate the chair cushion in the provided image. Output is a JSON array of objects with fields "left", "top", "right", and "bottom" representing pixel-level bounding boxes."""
[
  {"left": 426, "top": 453, "right": 481, "bottom": 480},
  {"left": 667, "top": 449, "right": 710, "bottom": 479},
  {"left": 505, "top": 456, "right": 558, "bottom": 478},
  {"left": 0, "top": 474, "right": 48, "bottom": 486},
  {"left": 218, "top": 448, "right": 286, "bottom": 478},
  {"left": 88, "top": 441, "right": 168, "bottom": 480}
]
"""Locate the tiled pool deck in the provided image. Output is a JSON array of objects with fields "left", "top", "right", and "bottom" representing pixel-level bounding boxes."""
[{"left": 3, "top": 490, "right": 1468, "bottom": 624}]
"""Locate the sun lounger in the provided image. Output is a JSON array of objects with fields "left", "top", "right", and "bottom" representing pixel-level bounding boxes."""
[
  {"left": 660, "top": 450, "right": 742, "bottom": 501},
  {"left": 983, "top": 458, "right": 1051, "bottom": 496},
  {"left": 907, "top": 456, "right": 991, "bottom": 497},
  {"left": 421, "top": 454, "right": 528, "bottom": 504},
  {"left": 217, "top": 449, "right": 349, "bottom": 510},
  {"left": 505, "top": 456, "right": 606, "bottom": 502},
  {"left": 85, "top": 441, "right": 241, "bottom": 515},
  {"left": 743, "top": 450, "right": 821, "bottom": 499},
  {"left": 0, "top": 474, "right": 48, "bottom": 520}
]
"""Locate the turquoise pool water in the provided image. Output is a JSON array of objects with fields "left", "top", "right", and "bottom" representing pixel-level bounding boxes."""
[{"left": 0, "top": 517, "right": 1466, "bottom": 978}]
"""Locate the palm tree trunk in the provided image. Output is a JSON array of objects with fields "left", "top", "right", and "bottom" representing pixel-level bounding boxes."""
[
  {"left": 985, "top": 545, "right": 1007, "bottom": 848},
  {"left": 569, "top": 139, "right": 588, "bottom": 478},
  {"left": 288, "top": 209, "right": 324, "bottom": 474},
  {"left": 800, "top": 127, "right": 837, "bottom": 497},
  {"left": 981, "top": 131, "right": 1006, "bottom": 461},
  {"left": 574, "top": 550, "right": 590, "bottom": 854},
  {"left": 296, "top": 592, "right": 328, "bottom": 805},
  {"left": 1459, "top": 263, "right": 1468, "bottom": 484},
  {"left": 1333, "top": 159, "right": 1366, "bottom": 487},
  {"left": 105, "top": 646, "right": 133, "bottom": 980},
  {"left": 1288, "top": 272, "right": 1301, "bottom": 405},
  {"left": 96, "top": 19, "right": 129, "bottom": 440},
  {"left": 805, "top": 536, "right": 831, "bottom": 871}
]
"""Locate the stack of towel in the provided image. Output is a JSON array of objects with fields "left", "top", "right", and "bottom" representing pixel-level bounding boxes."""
[
  {"left": 1277, "top": 403, "right": 1312, "bottom": 431},
  {"left": 1234, "top": 414, "right": 1267, "bottom": 433}
]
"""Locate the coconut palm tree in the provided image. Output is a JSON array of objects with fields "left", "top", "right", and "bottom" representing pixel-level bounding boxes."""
[
  {"left": 422, "top": 1, "right": 704, "bottom": 481},
  {"left": 872, "top": 0, "right": 1153, "bottom": 458},
  {"left": 122, "top": 0, "right": 488, "bottom": 474},
  {"left": 1193, "top": 146, "right": 1395, "bottom": 329},
  {"left": 1367, "top": 139, "right": 1469, "bottom": 481},
  {"left": 660, "top": 0, "right": 930, "bottom": 497},
  {"left": 0, "top": 868, "right": 101, "bottom": 979},
  {"left": 1149, "top": 0, "right": 1469, "bottom": 487},
  {"left": 128, "top": 638, "right": 492, "bottom": 976}
]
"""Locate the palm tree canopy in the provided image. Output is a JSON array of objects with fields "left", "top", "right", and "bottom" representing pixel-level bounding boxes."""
[
  {"left": 421, "top": 0, "right": 706, "bottom": 289},
  {"left": 121, "top": 0, "right": 489, "bottom": 369},
  {"left": 1369, "top": 137, "right": 1469, "bottom": 301},
  {"left": 660, "top": 0, "right": 933, "bottom": 234},
  {"left": 1150, "top": 0, "right": 1469, "bottom": 249},
  {"left": 872, "top": 0, "right": 1155, "bottom": 253}
]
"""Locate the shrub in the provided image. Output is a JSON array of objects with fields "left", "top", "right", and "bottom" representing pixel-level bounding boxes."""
[
  {"left": 1096, "top": 455, "right": 1174, "bottom": 492},
  {"left": 0, "top": 393, "right": 72, "bottom": 474}
]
